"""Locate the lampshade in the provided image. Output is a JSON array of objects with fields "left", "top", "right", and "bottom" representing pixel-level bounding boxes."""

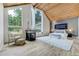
[
  {"left": 68, "top": 27, "right": 73, "bottom": 33},
  {"left": 69, "top": 29, "right": 72, "bottom": 32}
]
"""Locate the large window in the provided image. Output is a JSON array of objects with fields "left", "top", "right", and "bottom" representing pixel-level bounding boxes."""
[
  {"left": 8, "top": 8, "right": 22, "bottom": 32},
  {"left": 34, "top": 9, "right": 43, "bottom": 32}
]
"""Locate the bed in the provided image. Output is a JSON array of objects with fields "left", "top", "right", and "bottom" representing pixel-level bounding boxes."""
[
  {"left": 49, "top": 30, "right": 73, "bottom": 50},
  {"left": 37, "top": 30, "right": 73, "bottom": 51},
  {"left": 37, "top": 23, "right": 73, "bottom": 50},
  {"left": 49, "top": 30, "right": 68, "bottom": 39}
]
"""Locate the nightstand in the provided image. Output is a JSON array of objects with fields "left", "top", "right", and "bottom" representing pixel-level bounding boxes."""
[{"left": 68, "top": 33, "right": 72, "bottom": 37}]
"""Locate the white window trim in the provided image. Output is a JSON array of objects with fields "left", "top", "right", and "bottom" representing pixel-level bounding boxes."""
[
  {"left": 31, "top": 7, "right": 43, "bottom": 32},
  {"left": 31, "top": 6, "right": 35, "bottom": 29}
]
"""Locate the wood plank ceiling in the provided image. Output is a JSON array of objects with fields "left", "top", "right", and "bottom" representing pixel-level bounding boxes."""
[
  {"left": 3, "top": 3, "right": 79, "bottom": 21},
  {"left": 34, "top": 3, "right": 79, "bottom": 21}
]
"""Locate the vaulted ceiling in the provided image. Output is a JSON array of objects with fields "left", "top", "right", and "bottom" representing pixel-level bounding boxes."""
[
  {"left": 3, "top": 3, "right": 79, "bottom": 21},
  {"left": 34, "top": 3, "right": 79, "bottom": 21}
]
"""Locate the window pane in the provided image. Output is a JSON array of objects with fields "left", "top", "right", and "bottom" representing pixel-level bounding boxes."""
[
  {"left": 35, "top": 10, "right": 42, "bottom": 32},
  {"left": 8, "top": 8, "right": 22, "bottom": 32}
]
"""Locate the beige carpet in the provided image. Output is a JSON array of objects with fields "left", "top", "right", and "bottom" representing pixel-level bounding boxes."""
[{"left": 0, "top": 38, "right": 79, "bottom": 56}]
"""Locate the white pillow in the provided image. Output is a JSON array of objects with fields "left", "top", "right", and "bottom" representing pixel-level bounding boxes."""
[
  {"left": 54, "top": 30, "right": 66, "bottom": 34},
  {"left": 50, "top": 34, "right": 61, "bottom": 39}
]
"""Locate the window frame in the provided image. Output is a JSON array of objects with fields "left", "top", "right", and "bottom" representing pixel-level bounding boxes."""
[{"left": 32, "top": 7, "right": 43, "bottom": 32}]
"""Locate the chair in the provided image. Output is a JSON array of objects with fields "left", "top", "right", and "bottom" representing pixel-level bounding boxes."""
[{"left": 8, "top": 30, "right": 25, "bottom": 45}]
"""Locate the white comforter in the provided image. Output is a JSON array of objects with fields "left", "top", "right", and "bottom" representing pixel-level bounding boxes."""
[{"left": 37, "top": 36, "right": 73, "bottom": 51}]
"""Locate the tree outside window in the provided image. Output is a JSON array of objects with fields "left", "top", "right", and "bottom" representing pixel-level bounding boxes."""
[{"left": 8, "top": 8, "right": 22, "bottom": 32}]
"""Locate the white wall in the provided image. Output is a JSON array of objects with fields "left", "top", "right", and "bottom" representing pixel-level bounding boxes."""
[
  {"left": 42, "top": 12, "right": 50, "bottom": 35},
  {"left": 4, "top": 8, "right": 8, "bottom": 43},
  {"left": 22, "top": 5, "right": 33, "bottom": 38},
  {"left": 78, "top": 17, "right": 79, "bottom": 38},
  {"left": 51, "top": 21, "right": 57, "bottom": 31},
  {"left": 0, "top": 3, "right": 4, "bottom": 50},
  {"left": 22, "top": 5, "right": 32, "bottom": 30}
]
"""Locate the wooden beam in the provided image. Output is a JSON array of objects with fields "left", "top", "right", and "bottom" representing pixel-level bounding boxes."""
[
  {"left": 34, "top": 3, "right": 41, "bottom": 8},
  {"left": 33, "top": 3, "right": 38, "bottom": 7},
  {"left": 4, "top": 3, "right": 30, "bottom": 8},
  {"left": 37, "top": 4, "right": 48, "bottom": 9}
]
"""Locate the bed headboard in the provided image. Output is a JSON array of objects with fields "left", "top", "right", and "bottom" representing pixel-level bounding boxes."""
[{"left": 55, "top": 23, "right": 68, "bottom": 30}]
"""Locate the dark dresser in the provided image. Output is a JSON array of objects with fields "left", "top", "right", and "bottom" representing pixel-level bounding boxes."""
[{"left": 25, "top": 30, "right": 36, "bottom": 41}]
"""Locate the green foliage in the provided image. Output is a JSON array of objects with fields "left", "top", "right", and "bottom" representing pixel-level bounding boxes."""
[{"left": 8, "top": 8, "right": 22, "bottom": 32}]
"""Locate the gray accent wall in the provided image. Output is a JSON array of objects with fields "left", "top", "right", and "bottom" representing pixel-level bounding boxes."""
[{"left": 57, "top": 17, "right": 78, "bottom": 36}]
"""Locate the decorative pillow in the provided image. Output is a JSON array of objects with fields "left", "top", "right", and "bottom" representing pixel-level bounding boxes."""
[{"left": 54, "top": 30, "right": 66, "bottom": 34}]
